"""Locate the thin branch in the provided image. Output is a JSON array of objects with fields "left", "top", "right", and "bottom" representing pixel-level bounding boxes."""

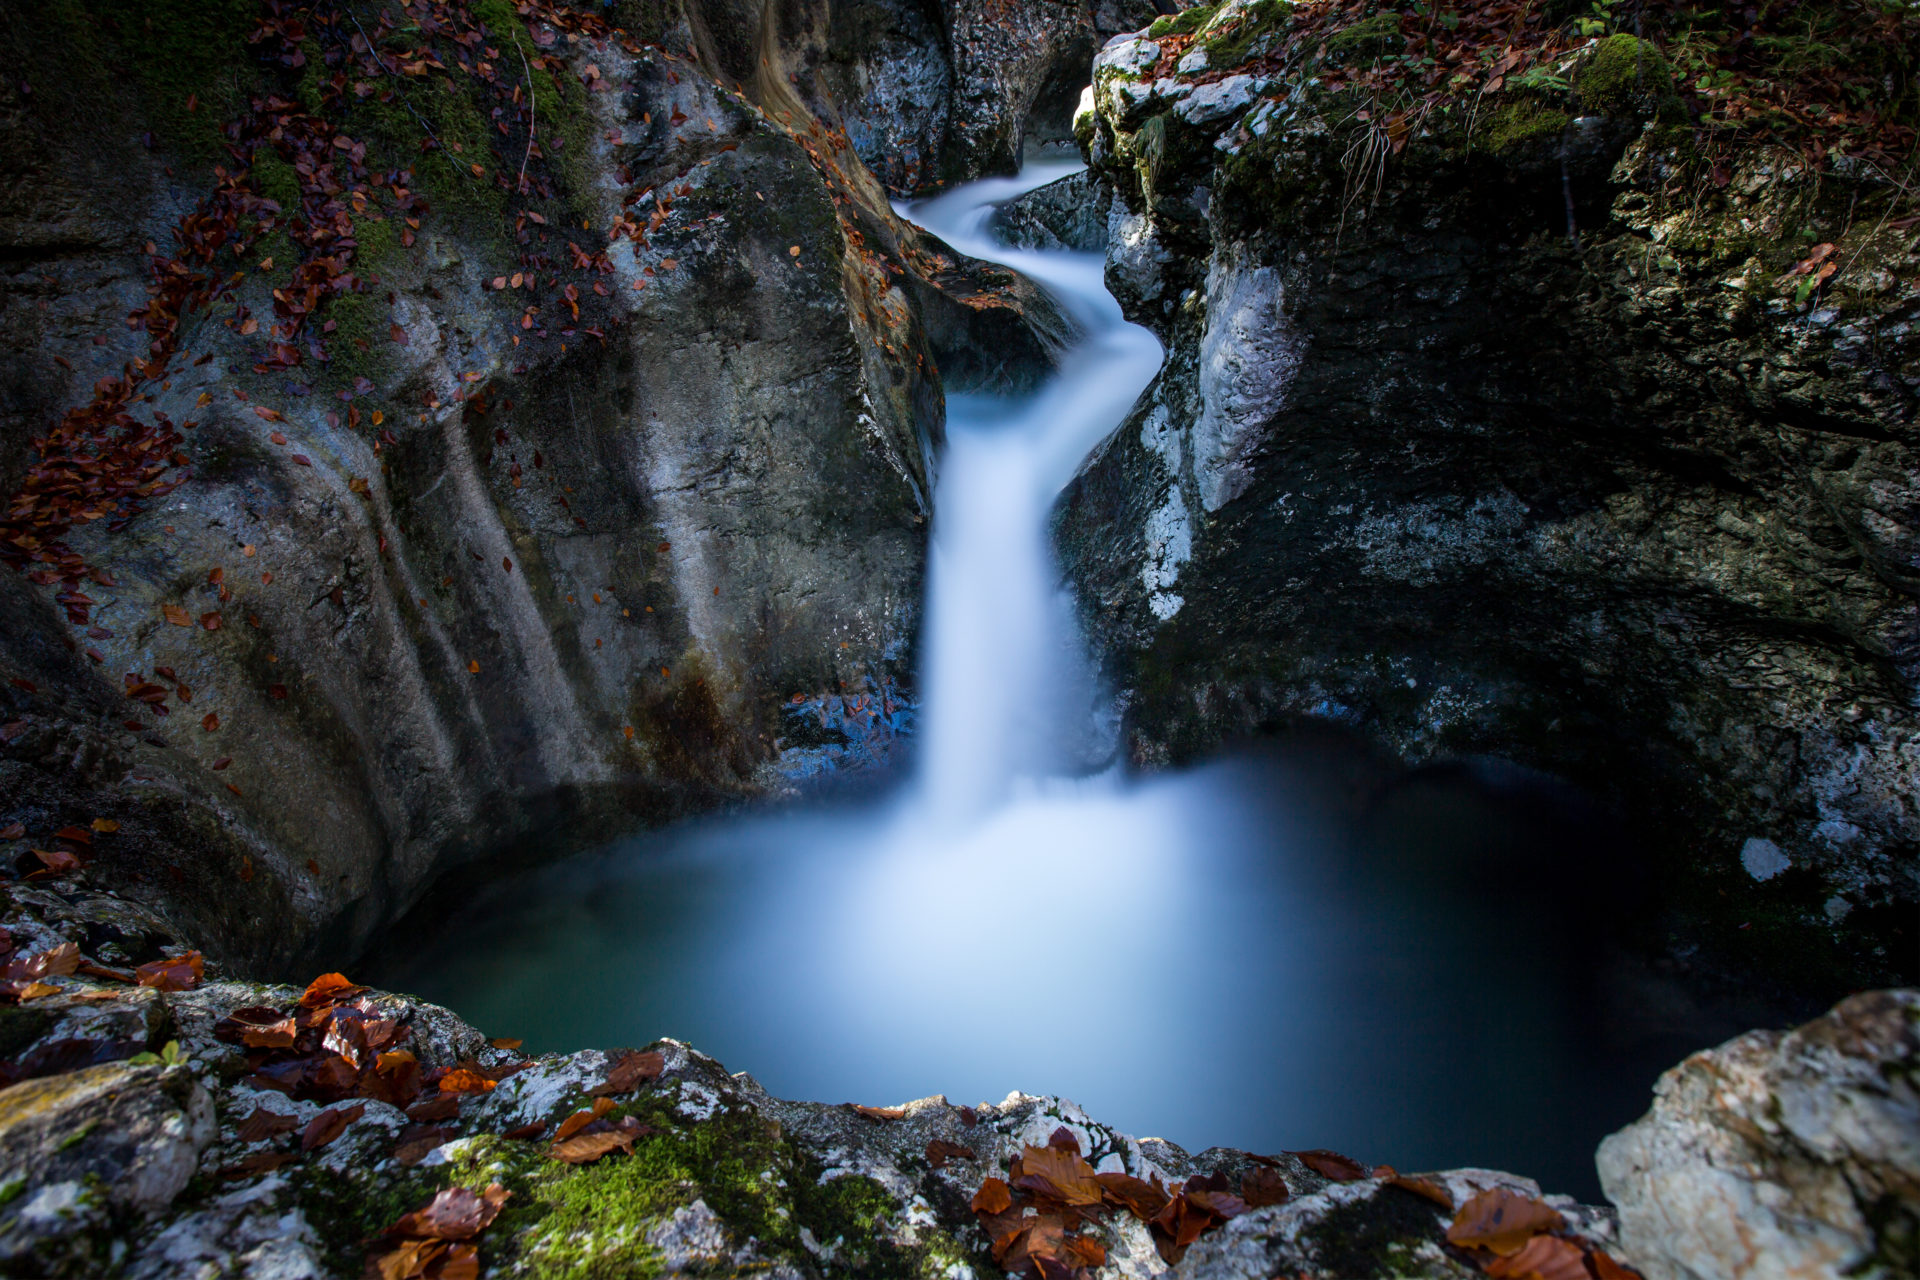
[
  {"left": 511, "top": 23, "right": 536, "bottom": 195},
  {"left": 340, "top": 3, "right": 472, "bottom": 182}
]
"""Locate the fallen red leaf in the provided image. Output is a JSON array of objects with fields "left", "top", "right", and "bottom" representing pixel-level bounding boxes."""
[{"left": 33, "top": 848, "right": 81, "bottom": 873}]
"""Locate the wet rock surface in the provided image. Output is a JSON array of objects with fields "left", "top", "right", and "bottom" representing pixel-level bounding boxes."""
[
  {"left": 1053, "top": 6, "right": 1920, "bottom": 996},
  {"left": 0, "top": 2, "right": 1072, "bottom": 977}
]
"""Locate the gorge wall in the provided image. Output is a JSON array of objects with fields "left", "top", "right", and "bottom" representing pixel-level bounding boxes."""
[
  {"left": 1051, "top": 3, "right": 1919, "bottom": 999},
  {"left": 0, "top": 0, "right": 1088, "bottom": 977}
]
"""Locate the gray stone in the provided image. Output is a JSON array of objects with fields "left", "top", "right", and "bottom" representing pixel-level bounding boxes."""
[
  {"left": 1598, "top": 989, "right": 1920, "bottom": 1280},
  {"left": 0, "top": 1061, "right": 215, "bottom": 1270}
]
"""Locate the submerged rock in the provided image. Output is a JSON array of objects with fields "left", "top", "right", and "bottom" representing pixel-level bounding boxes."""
[{"left": 1598, "top": 989, "right": 1920, "bottom": 1280}]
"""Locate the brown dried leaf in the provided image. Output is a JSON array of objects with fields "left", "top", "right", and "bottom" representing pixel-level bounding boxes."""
[
  {"left": 1484, "top": 1233, "right": 1592, "bottom": 1280},
  {"left": 1013, "top": 1143, "right": 1103, "bottom": 1207},
  {"left": 548, "top": 1130, "right": 633, "bottom": 1165},
  {"left": 136, "top": 951, "right": 203, "bottom": 991},
  {"left": 406, "top": 1095, "right": 462, "bottom": 1123},
  {"left": 218, "top": 1149, "right": 298, "bottom": 1179},
  {"left": 235, "top": 1106, "right": 302, "bottom": 1144},
  {"left": 301, "top": 1101, "right": 365, "bottom": 1151},
  {"left": 387, "top": 1182, "right": 510, "bottom": 1241},
  {"left": 1095, "top": 1171, "right": 1171, "bottom": 1220},
  {"left": 1291, "top": 1149, "right": 1371, "bottom": 1182},
  {"left": 1446, "top": 1187, "right": 1565, "bottom": 1256},
  {"left": 162, "top": 604, "right": 192, "bottom": 626},
  {"left": 588, "top": 1048, "right": 664, "bottom": 1096},
  {"left": 1241, "top": 1166, "right": 1291, "bottom": 1209},
  {"left": 925, "top": 1138, "right": 975, "bottom": 1170}
]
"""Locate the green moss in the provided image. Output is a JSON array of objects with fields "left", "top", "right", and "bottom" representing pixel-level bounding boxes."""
[
  {"left": 252, "top": 152, "right": 301, "bottom": 214},
  {"left": 1201, "top": 0, "right": 1295, "bottom": 68},
  {"left": 71, "top": 0, "right": 261, "bottom": 168},
  {"left": 1576, "top": 33, "right": 1680, "bottom": 118},
  {"left": 296, "top": 1162, "right": 450, "bottom": 1276},
  {"left": 1480, "top": 99, "right": 1572, "bottom": 155},
  {"left": 1324, "top": 10, "right": 1403, "bottom": 62},
  {"left": 1150, "top": 4, "right": 1220, "bottom": 39}
]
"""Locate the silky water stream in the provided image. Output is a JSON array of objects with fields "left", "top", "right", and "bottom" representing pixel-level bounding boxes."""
[{"left": 378, "top": 165, "right": 1706, "bottom": 1200}]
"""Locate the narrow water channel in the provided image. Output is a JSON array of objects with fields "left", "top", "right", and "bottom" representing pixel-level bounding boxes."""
[{"left": 377, "top": 167, "right": 1702, "bottom": 1201}]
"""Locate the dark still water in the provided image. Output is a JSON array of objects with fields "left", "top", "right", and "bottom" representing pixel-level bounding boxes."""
[{"left": 373, "top": 745, "right": 1702, "bottom": 1202}]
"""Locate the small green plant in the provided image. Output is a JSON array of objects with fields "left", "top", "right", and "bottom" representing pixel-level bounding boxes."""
[
  {"left": 1512, "top": 66, "right": 1572, "bottom": 93},
  {"left": 127, "top": 1040, "right": 186, "bottom": 1067}
]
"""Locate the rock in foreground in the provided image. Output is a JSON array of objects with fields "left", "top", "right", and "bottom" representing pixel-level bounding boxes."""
[
  {"left": 1599, "top": 988, "right": 1920, "bottom": 1280},
  {"left": 0, "top": 877, "right": 1912, "bottom": 1279}
]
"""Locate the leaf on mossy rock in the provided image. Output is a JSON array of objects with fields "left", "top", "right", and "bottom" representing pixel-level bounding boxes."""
[
  {"left": 588, "top": 1048, "right": 664, "bottom": 1096},
  {"left": 1290, "top": 1148, "right": 1371, "bottom": 1182},
  {"left": 302, "top": 1101, "right": 365, "bottom": 1151},
  {"left": 1446, "top": 1187, "right": 1565, "bottom": 1255}
]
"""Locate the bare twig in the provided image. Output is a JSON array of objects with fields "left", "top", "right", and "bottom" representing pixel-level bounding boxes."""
[
  {"left": 339, "top": 4, "right": 472, "bottom": 182},
  {"left": 511, "top": 24, "right": 536, "bottom": 195}
]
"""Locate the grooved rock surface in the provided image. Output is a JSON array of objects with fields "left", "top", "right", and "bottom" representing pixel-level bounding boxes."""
[
  {"left": 1597, "top": 989, "right": 1920, "bottom": 1280},
  {"left": 1054, "top": 7, "right": 1920, "bottom": 993},
  {"left": 0, "top": 3, "right": 1077, "bottom": 976}
]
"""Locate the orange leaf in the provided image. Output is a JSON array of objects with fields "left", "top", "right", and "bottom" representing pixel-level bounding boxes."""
[
  {"left": 1447, "top": 1188, "right": 1565, "bottom": 1256},
  {"left": 970, "top": 1177, "right": 1013, "bottom": 1215},
  {"left": 300, "top": 972, "right": 366, "bottom": 1008},
  {"left": 1485, "top": 1234, "right": 1591, "bottom": 1280},
  {"left": 162, "top": 604, "right": 192, "bottom": 626},
  {"left": 135, "top": 950, "right": 203, "bottom": 991},
  {"left": 438, "top": 1068, "right": 497, "bottom": 1096}
]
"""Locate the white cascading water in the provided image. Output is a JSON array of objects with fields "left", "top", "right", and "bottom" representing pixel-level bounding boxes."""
[
  {"left": 386, "top": 166, "right": 1649, "bottom": 1197},
  {"left": 906, "top": 160, "right": 1163, "bottom": 817}
]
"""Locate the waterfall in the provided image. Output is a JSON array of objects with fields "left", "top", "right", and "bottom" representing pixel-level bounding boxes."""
[{"left": 903, "top": 162, "right": 1164, "bottom": 817}]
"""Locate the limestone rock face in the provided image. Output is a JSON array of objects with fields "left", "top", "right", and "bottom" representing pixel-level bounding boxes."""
[
  {"left": 0, "top": 3, "right": 1066, "bottom": 975},
  {"left": 0, "top": 1061, "right": 216, "bottom": 1274},
  {"left": 1597, "top": 989, "right": 1920, "bottom": 1280},
  {"left": 816, "top": 0, "right": 1164, "bottom": 190},
  {"left": 1054, "top": 8, "right": 1920, "bottom": 988}
]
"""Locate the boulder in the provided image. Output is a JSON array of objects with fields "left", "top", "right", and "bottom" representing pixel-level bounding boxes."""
[
  {"left": 0, "top": 1061, "right": 216, "bottom": 1273},
  {"left": 1056, "top": 3, "right": 1920, "bottom": 993},
  {"left": 1599, "top": 989, "right": 1920, "bottom": 1280}
]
